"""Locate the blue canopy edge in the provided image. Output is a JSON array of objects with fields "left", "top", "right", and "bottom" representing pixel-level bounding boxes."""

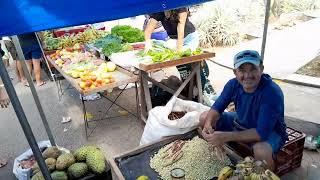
[{"left": 0, "top": 0, "right": 211, "bottom": 36}]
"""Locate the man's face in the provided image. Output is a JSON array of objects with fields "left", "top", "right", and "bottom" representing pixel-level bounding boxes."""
[{"left": 234, "top": 63, "right": 263, "bottom": 93}]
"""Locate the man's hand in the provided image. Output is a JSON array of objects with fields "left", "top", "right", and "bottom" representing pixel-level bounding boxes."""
[
  {"left": 202, "top": 121, "right": 214, "bottom": 135},
  {"left": 203, "top": 131, "right": 228, "bottom": 147}
]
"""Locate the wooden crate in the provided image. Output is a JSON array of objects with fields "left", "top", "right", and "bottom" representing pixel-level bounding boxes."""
[
  {"left": 226, "top": 127, "right": 306, "bottom": 176},
  {"left": 108, "top": 130, "right": 241, "bottom": 180}
]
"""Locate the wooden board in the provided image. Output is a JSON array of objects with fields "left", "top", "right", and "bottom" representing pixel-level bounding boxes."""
[
  {"left": 138, "top": 52, "right": 215, "bottom": 72},
  {"left": 47, "top": 56, "right": 138, "bottom": 96},
  {"left": 109, "top": 130, "right": 242, "bottom": 180}
]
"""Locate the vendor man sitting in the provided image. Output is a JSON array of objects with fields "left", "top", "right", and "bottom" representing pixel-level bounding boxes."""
[{"left": 199, "top": 50, "right": 287, "bottom": 170}]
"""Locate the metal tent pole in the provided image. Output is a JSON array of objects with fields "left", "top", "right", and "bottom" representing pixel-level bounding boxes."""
[
  {"left": 0, "top": 55, "right": 52, "bottom": 180},
  {"left": 11, "top": 35, "right": 56, "bottom": 146},
  {"left": 261, "top": 0, "right": 271, "bottom": 62}
]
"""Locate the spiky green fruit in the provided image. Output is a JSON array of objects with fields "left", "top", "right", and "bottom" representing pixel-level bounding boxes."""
[
  {"left": 73, "top": 145, "right": 99, "bottom": 162},
  {"left": 51, "top": 171, "right": 68, "bottom": 180},
  {"left": 31, "top": 172, "right": 44, "bottom": 180},
  {"left": 42, "top": 146, "right": 62, "bottom": 159},
  {"left": 68, "top": 162, "right": 89, "bottom": 179},
  {"left": 86, "top": 149, "right": 106, "bottom": 174},
  {"left": 56, "top": 153, "right": 75, "bottom": 170}
]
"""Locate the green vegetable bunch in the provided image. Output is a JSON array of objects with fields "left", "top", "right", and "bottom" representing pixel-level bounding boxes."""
[
  {"left": 111, "top": 25, "right": 144, "bottom": 43},
  {"left": 102, "top": 41, "right": 123, "bottom": 57},
  {"left": 44, "top": 37, "right": 62, "bottom": 50},
  {"left": 138, "top": 43, "right": 203, "bottom": 63},
  {"left": 94, "top": 34, "right": 122, "bottom": 49},
  {"left": 102, "top": 42, "right": 133, "bottom": 57}
]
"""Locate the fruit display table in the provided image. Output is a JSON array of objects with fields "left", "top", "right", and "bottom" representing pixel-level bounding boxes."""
[{"left": 46, "top": 55, "right": 139, "bottom": 137}]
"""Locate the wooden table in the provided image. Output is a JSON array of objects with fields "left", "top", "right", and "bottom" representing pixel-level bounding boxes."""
[
  {"left": 46, "top": 56, "right": 139, "bottom": 137},
  {"left": 136, "top": 52, "right": 215, "bottom": 122}
]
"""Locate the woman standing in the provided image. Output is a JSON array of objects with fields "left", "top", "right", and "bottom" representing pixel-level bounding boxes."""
[
  {"left": 144, "top": 7, "right": 216, "bottom": 104},
  {"left": 18, "top": 33, "right": 46, "bottom": 87},
  {"left": 0, "top": 48, "right": 10, "bottom": 108}
]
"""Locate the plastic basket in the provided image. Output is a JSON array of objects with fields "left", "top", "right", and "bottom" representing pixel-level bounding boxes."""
[{"left": 226, "top": 127, "right": 306, "bottom": 176}]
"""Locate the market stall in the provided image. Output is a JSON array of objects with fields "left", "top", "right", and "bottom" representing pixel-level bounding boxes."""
[
  {"left": 136, "top": 51, "right": 215, "bottom": 122},
  {"left": 106, "top": 40, "right": 215, "bottom": 122},
  {"left": 45, "top": 49, "right": 139, "bottom": 137}
]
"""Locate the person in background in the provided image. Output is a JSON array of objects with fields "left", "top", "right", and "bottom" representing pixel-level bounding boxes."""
[
  {"left": 143, "top": 15, "right": 168, "bottom": 41},
  {"left": 17, "top": 33, "right": 46, "bottom": 87},
  {"left": 0, "top": 48, "right": 10, "bottom": 168},
  {"left": 0, "top": 37, "right": 10, "bottom": 67},
  {"left": 1, "top": 36, "right": 25, "bottom": 83},
  {"left": 199, "top": 50, "right": 287, "bottom": 170},
  {"left": 0, "top": 48, "right": 10, "bottom": 108},
  {"left": 144, "top": 7, "right": 216, "bottom": 104}
]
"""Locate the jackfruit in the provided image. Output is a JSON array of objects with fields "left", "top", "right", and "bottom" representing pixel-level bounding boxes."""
[
  {"left": 51, "top": 171, "right": 68, "bottom": 180},
  {"left": 31, "top": 172, "right": 44, "bottom": 180},
  {"left": 73, "top": 145, "right": 99, "bottom": 161},
  {"left": 42, "top": 146, "right": 62, "bottom": 159},
  {"left": 45, "top": 158, "right": 56, "bottom": 171},
  {"left": 32, "top": 158, "right": 56, "bottom": 175},
  {"left": 56, "top": 153, "right": 76, "bottom": 170},
  {"left": 67, "top": 162, "right": 88, "bottom": 179},
  {"left": 31, "top": 163, "right": 40, "bottom": 176},
  {"left": 86, "top": 149, "right": 106, "bottom": 174}
]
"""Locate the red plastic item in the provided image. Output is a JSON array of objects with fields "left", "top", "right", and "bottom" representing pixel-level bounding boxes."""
[
  {"left": 53, "top": 26, "right": 89, "bottom": 37},
  {"left": 227, "top": 127, "right": 306, "bottom": 176},
  {"left": 131, "top": 43, "right": 145, "bottom": 50},
  {"left": 274, "top": 127, "right": 306, "bottom": 176}
]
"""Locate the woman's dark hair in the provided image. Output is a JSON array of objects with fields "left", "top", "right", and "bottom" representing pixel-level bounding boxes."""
[
  {"left": 167, "top": 10, "right": 180, "bottom": 23},
  {"left": 167, "top": 8, "right": 190, "bottom": 23}
]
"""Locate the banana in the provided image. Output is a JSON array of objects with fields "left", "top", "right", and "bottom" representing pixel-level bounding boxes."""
[
  {"left": 250, "top": 172, "right": 258, "bottom": 180},
  {"left": 261, "top": 174, "right": 272, "bottom": 180},
  {"left": 218, "top": 166, "right": 234, "bottom": 180},
  {"left": 264, "top": 170, "right": 280, "bottom": 180},
  {"left": 244, "top": 156, "right": 255, "bottom": 163},
  {"left": 236, "top": 163, "right": 246, "bottom": 169}
]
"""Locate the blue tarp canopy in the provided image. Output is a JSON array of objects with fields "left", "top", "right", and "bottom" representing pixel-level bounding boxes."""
[{"left": 0, "top": 0, "right": 211, "bottom": 36}]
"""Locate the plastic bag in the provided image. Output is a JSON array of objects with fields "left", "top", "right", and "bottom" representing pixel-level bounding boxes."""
[
  {"left": 140, "top": 96, "right": 210, "bottom": 145},
  {"left": 13, "top": 141, "right": 70, "bottom": 180},
  {"left": 13, "top": 141, "right": 51, "bottom": 180}
]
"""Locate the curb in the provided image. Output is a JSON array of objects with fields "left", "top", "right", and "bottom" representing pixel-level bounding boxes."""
[{"left": 208, "top": 59, "right": 320, "bottom": 89}]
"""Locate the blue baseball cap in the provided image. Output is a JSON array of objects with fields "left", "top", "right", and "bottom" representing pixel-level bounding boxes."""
[{"left": 234, "top": 50, "right": 261, "bottom": 69}]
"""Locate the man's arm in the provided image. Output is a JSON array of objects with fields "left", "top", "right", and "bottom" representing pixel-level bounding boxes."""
[
  {"left": 226, "top": 129, "right": 261, "bottom": 142},
  {"left": 202, "top": 80, "right": 235, "bottom": 135},
  {"left": 203, "top": 109, "right": 220, "bottom": 134},
  {"left": 204, "top": 129, "right": 261, "bottom": 147}
]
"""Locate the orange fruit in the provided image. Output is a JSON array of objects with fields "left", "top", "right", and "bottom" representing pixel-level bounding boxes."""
[
  {"left": 104, "top": 79, "right": 110, "bottom": 84},
  {"left": 90, "top": 75, "right": 97, "bottom": 81},
  {"left": 79, "top": 82, "right": 86, "bottom": 89},
  {"left": 85, "top": 80, "right": 92, "bottom": 87}
]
